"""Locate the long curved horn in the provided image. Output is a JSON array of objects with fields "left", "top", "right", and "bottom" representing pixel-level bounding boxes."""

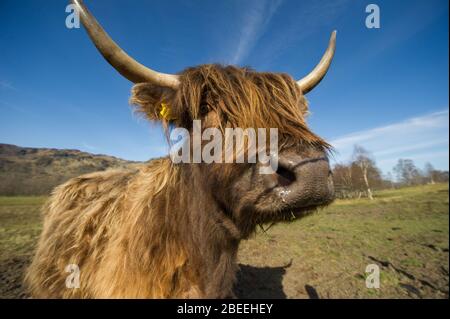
[
  {"left": 297, "top": 31, "right": 336, "bottom": 94},
  {"left": 72, "top": 0, "right": 180, "bottom": 88}
]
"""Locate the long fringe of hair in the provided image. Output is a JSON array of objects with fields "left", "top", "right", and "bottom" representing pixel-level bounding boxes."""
[{"left": 130, "top": 64, "right": 330, "bottom": 150}]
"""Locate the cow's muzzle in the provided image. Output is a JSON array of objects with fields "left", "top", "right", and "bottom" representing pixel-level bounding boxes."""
[{"left": 262, "top": 151, "right": 335, "bottom": 209}]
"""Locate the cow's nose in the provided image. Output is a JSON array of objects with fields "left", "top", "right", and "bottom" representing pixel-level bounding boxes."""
[{"left": 263, "top": 151, "right": 334, "bottom": 207}]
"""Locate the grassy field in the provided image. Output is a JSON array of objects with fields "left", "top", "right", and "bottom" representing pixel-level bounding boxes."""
[{"left": 0, "top": 184, "right": 448, "bottom": 298}]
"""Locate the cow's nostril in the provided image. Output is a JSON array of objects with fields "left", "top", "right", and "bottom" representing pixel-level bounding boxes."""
[{"left": 276, "top": 165, "right": 296, "bottom": 186}]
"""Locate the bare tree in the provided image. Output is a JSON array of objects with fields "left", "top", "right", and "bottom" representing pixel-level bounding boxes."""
[
  {"left": 424, "top": 162, "right": 436, "bottom": 184},
  {"left": 352, "top": 145, "right": 375, "bottom": 200},
  {"left": 434, "top": 170, "right": 449, "bottom": 183},
  {"left": 384, "top": 172, "right": 395, "bottom": 189},
  {"left": 393, "top": 159, "right": 422, "bottom": 186},
  {"left": 333, "top": 164, "right": 353, "bottom": 198}
]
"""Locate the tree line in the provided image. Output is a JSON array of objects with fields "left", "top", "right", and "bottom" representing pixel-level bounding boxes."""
[{"left": 332, "top": 145, "right": 449, "bottom": 199}]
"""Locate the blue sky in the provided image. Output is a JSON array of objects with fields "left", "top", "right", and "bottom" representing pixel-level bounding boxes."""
[{"left": 0, "top": 0, "right": 448, "bottom": 176}]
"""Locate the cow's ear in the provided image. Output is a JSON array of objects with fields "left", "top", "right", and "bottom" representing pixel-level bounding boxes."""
[{"left": 130, "top": 83, "right": 175, "bottom": 121}]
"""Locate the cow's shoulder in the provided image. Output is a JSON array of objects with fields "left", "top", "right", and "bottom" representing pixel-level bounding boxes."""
[{"left": 44, "top": 167, "right": 139, "bottom": 216}]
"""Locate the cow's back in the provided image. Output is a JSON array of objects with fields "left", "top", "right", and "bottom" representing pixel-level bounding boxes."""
[{"left": 25, "top": 168, "right": 139, "bottom": 298}]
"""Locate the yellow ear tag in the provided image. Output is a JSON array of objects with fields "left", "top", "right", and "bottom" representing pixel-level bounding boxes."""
[{"left": 159, "top": 103, "right": 175, "bottom": 120}]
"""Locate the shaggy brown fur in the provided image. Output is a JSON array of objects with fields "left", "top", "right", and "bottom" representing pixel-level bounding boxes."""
[
  {"left": 26, "top": 160, "right": 240, "bottom": 298},
  {"left": 131, "top": 64, "right": 329, "bottom": 149},
  {"left": 26, "top": 64, "right": 332, "bottom": 298}
]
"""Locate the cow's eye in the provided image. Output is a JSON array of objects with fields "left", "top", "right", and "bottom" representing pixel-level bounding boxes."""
[{"left": 200, "top": 104, "right": 210, "bottom": 117}]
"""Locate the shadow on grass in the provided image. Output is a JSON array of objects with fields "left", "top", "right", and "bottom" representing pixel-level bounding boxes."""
[
  {"left": 235, "top": 264, "right": 287, "bottom": 298},
  {"left": 234, "top": 260, "right": 296, "bottom": 299},
  {"left": 235, "top": 261, "right": 322, "bottom": 299}
]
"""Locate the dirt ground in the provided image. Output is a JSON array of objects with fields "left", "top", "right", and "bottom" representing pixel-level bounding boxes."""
[{"left": 0, "top": 184, "right": 448, "bottom": 298}]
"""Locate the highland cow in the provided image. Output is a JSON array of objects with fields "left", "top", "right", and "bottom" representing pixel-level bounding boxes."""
[{"left": 26, "top": 0, "right": 336, "bottom": 298}]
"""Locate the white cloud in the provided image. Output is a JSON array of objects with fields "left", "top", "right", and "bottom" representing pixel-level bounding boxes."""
[
  {"left": 330, "top": 109, "right": 449, "bottom": 173},
  {"left": 0, "top": 80, "right": 17, "bottom": 91},
  {"left": 81, "top": 142, "right": 98, "bottom": 152},
  {"left": 377, "top": 150, "right": 449, "bottom": 167},
  {"left": 228, "top": 0, "right": 283, "bottom": 65}
]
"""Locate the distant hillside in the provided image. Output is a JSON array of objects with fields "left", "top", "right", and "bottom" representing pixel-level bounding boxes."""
[{"left": 0, "top": 143, "right": 140, "bottom": 196}]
